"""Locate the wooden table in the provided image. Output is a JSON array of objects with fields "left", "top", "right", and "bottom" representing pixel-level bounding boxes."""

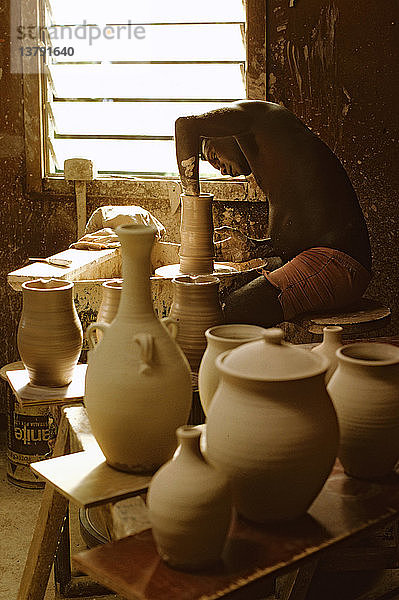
[
  {"left": 72, "top": 460, "right": 399, "bottom": 600},
  {"left": 17, "top": 337, "right": 399, "bottom": 600},
  {"left": 20, "top": 405, "right": 399, "bottom": 600}
]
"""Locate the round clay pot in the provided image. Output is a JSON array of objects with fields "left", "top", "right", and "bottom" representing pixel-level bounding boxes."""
[
  {"left": 17, "top": 279, "right": 83, "bottom": 387},
  {"left": 311, "top": 326, "right": 343, "bottom": 383},
  {"left": 198, "top": 324, "right": 266, "bottom": 415},
  {"left": 206, "top": 328, "right": 338, "bottom": 523},
  {"left": 328, "top": 342, "right": 399, "bottom": 479},
  {"left": 147, "top": 425, "right": 232, "bottom": 570},
  {"left": 179, "top": 193, "right": 214, "bottom": 275},
  {"left": 84, "top": 224, "right": 192, "bottom": 474},
  {"left": 169, "top": 275, "right": 224, "bottom": 372},
  {"left": 97, "top": 279, "right": 122, "bottom": 326}
]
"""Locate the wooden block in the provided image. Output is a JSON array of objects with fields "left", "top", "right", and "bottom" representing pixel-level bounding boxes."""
[
  {"left": 63, "top": 405, "right": 99, "bottom": 453},
  {"left": 7, "top": 247, "right": 120, "bottom": 291},
  {"left": 295, "top": 298, "right": 391, "bottom": 335},
  {"left": 6, "top": 364, "right": 86, "bottom": 407},
  {"left": 31, "top": 448, "right": 151, "bottom": 508}
]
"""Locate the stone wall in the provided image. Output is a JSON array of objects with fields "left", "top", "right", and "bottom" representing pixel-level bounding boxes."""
[{"left": 267, "top": 0, "right": 398, "bottom": 332}]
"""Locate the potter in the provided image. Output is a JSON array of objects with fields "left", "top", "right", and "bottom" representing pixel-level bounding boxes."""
[{"left": 175, "top": 100, "right": 371, "bottom": 326}]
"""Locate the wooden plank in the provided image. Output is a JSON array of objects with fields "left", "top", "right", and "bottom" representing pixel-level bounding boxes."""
[
  {"left": 7, "top": 247, "right": 120, "bottom": 291},
  {"left": 17, "top": 413, "right": 70, "bottom": 600},
  {"left": 6, "top": 364, "right": 86, "bottom": 407},
  {"left": 31, "top": 448, "right": 151, "bottom": 508},
  {"left": 63, "top": 405, "right": 100, "bottom": 453},
  {"left": 73, "top": 460, "right": 399, "bottom": 600},
  {"left": 275, "top": 559, "right": 319, "bottom": 600}
]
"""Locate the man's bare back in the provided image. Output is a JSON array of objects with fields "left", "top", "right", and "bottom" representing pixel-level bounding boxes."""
[
  {"left": 175, "top": 100, "right": 371, "bottom": 270},
  {"left": 175, "top": 100, "right": 371, "bottom": 326}
]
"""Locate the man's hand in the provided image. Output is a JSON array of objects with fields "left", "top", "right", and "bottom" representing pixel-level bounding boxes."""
[{"left": 214, "top": 226, "right": 257, "bottom": 262}]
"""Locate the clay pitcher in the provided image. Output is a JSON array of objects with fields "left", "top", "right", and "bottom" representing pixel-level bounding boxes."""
[
  {"left": 198, "top": 324, "right": 266, "bottom": 415},
  {"left": 206, "top": 328, "right": 338, "bottom": 523},
  {"left": 179, "top": 193, "right": 214, "bottom": 275},
  {"left": 17, "top": 279, "right": 83, "bottom": 387},
  {"left": 97, "top": 279, "right": 122, "bottom": 326},
  {"left": 84, "top": 224, "right": 192, "bottom": 474},
  {"left": 147, "top": 425, "right": 232, "bottom": 571},
  {"left": 96, "top": 279, "right": 122, "bottom": 341},
  {"left": 328, "top": 342, "right": 399, "bottom": 479},
  {"left": 169, "top": 275, "right": 224, "bottom": 372}
]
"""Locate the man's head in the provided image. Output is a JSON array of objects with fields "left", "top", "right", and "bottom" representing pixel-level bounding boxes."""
[{"left": 201, "top": 137, "right": 251, "bottom": 177}]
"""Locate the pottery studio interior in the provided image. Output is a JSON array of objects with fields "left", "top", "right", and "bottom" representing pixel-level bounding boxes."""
[{"left": 0, "top": 1, "right": 399, "bottom": 600}]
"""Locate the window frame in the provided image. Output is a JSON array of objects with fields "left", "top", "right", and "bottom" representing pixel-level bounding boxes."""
[{"left": 21, "top": 0, "right": 266, "bottom": 196}]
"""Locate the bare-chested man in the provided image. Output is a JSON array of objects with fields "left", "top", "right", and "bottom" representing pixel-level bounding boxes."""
[{"left": 175, "top": 100, "right": 371, "bottom": 327}]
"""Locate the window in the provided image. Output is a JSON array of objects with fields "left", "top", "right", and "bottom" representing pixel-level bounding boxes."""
[{"left": 14, "top": 0, "right": 266, "bottom": 192}]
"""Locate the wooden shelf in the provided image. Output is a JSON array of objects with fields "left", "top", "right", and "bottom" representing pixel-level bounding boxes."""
[
  {"left": 6, "top": 364, "right": 87, "bottom": 407},
  {"left": 31, "top": 448, "right": 151, "bottom": 508},
  {"left": 73, "top": 460, "right": 399, "bottom": 600}
]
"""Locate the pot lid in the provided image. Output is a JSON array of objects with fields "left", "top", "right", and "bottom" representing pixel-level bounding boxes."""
[{"left": 219, "top": 328, "right": 328, "bottom": 381}]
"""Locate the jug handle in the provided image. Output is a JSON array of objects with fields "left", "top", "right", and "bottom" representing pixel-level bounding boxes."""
[
  {"left": 86, "top": 322, "right": 109, "bottom": 349},
  {"left": 134, "top": 333, "right": 154, "bottom": 375},
  {"left": 161, "top": 316, "right": 178, "bottom": 340}
]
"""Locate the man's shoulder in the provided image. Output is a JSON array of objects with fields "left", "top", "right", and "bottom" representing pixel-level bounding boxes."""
[{"left": 234, "top": 100, "right": 285, "bottom": 114}]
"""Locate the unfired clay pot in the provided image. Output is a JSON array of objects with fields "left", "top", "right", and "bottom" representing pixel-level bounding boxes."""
[
  {"left": 17, "top": 279, "right": 83, "bottom": 387},
  {"left": 198, "top": 324, "right": 266, "bottom": 415},
  {"left": 169, "top": 275, "right": 224, "bottom": 372},
  {"left": 311, "top": 326, "right": 343, "bottom": 383},
  {"left": 179, "top": 193, "right": 214, "bottom": 275},
  {"left": 84, "top": 224, "right": 192, "bottom": 474},
  {"left": 328, "top": 342, "right": 399, "bottom": 479},
  {"left": 206, "top": 328, "right": 339, "bottom": 522},
  {"left": 97, "top": 279, "right": 122, "bottom": 326},
  {"left": 147, "top": 425, "right": 232, "bottom": 570}
]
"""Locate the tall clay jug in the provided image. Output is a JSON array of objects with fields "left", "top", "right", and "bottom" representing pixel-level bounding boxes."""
[
  {"left": 328, "top": 342, "right": 399, "bottom": 479},
  {"left": 84, "top": 224, "right": 192, "bottom": 474},
  {"left": 148, "top": 425, "right": 232, "bottom": 570},
  {"left": 198, "top": 324, "right": 266, "bottom": 415},
  {"left": 206, "top": 328, "right": 338, "bottom": 523},
  {"left": 169, "top": 275, "right": 224, "bottom": 372},
  {"left": 17, "top": 279, "right": 83, "bottom": 387}
]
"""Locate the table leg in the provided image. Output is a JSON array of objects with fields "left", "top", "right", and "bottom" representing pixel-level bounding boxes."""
[{"left": 17, "top": 414, "right": 70, "bottom": 600}]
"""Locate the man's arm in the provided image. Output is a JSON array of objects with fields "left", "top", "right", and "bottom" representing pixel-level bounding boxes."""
[{"left": 175, "top": 104, "right": 252, "bottom": 195}]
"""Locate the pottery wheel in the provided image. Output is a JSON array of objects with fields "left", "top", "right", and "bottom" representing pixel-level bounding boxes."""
[{"left": 155, "top": 263, "right": 237, "bottom": 279}]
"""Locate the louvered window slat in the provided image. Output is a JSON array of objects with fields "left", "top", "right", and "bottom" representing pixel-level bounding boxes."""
[{"left": 44, "top": 2, "right": 247, "bottom": 176}]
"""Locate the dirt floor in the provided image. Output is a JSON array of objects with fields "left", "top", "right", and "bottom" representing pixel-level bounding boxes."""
[{"left": 0, "top": 429, "right": 118, "bottom": 600}]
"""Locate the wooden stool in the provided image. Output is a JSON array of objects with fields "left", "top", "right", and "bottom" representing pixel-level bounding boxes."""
[{"left": 282, "top": 298, "right": 391, "bottom": 344}]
